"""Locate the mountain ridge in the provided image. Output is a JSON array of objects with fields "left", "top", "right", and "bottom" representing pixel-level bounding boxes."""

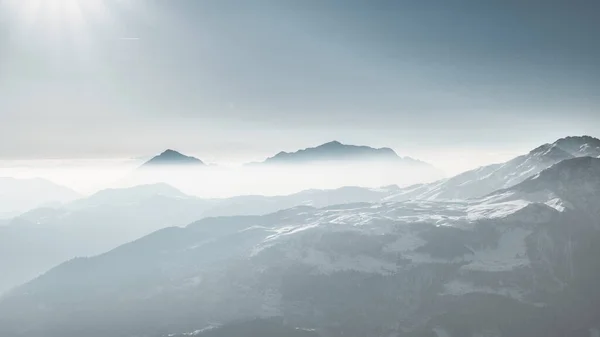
[
  {"left": 0, "top": 177, "right": 80, "bottom": 217},
  {"left": 3, "top": 153, "right": 600, "bottom": 336},
  {"left": 385, "top": 135, "right": 599, "bottom": 202},
  {"left": 252, "top": 140, "right": 433, "bottom": 167}
]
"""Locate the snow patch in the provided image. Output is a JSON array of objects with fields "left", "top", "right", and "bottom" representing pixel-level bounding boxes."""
[
  {"left": 545, "top": 198, "right": 568, "bottom": 212},
  {"left": 264, "top": 222, "right": 320, "bottom": 242},
  {"left": 168, "top": 325, "right": 219, "bottom": 336},
  {"left": 467, "top": 200, "right": 530, "bottom": 220}
]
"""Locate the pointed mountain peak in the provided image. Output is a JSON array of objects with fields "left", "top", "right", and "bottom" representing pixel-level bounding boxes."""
[
  {"left": 160, "top": 149, "right": 182, "bottom": 156},
  {"left": 141, "top": 149, "right": 204, "bottom": 167}
]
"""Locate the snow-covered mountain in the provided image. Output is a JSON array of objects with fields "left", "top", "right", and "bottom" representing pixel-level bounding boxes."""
[
  {"left": 2, "top": 157, "right": 598, "bottom": 337},
  {"left": 552, "top": 135, "right": 600, "bottom": 158},
  {"left": 482, "top": 156, "right": 600, "bottom": 219},
  {"left": 386, "top": 135, "right": 598, "bottom": 201}
]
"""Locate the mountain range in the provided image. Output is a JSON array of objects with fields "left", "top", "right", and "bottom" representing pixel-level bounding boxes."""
[
  {"left": 1, "top": 154, "right": 599, "bottom": 337},
  {"left": 0, "top": 183, "right": 401, "bottom": 295},
  {"left": 0, "top": 136, "right": 599, "bottom": 337},
  {"left": 255, "top": 140, "right": 431, "bottom": 166},
  {"left": 140, "top": 141, "right": 439, "bottom": 171},
  {"left": 125, "top": 141, "right": 444, "bottom": 196},
  {"left": 1, "top": 135, "right": 599, "bottom": 337}
]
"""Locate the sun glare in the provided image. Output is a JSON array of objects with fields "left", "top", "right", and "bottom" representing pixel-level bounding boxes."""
[{"left": 6, "top": 0, "right": 108, "bottom": 30}]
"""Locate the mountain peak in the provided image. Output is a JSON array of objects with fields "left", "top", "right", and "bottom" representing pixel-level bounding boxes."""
[
  {"left": 553, "top": 135, "right": 600, "bottom": 144},
  {"left": 261, "top": 141, "right": 402, "bottom": 164},
  {"left": 160, "top": 149, "right": 182, "bottom": 156},
  {"left": 552, "top": 135, "right": 600, "bottom": 158},
  {"left": 141, "top": 149, "right": 204, "bottom": 167}
]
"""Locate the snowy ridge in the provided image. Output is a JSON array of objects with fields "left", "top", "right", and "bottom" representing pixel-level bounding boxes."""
[{"left": 385, "top": 136, "right": 599, "bottom": 202}]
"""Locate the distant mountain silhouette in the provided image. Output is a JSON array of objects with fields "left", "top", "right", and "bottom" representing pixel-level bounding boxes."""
[
  {"left": 69, "top": 183, "right": 189, "bottom": 209},
  {"left": 0, "top": 177, "right": 80, "bottom": 217},
  {"left": 252, "top": 141, "right": 430, "bottom": 166},
  {"left": 140, "top": 149, "right": 204, "bottom": 168}
]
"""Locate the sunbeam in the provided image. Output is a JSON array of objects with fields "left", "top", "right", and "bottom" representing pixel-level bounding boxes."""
[{"left": 2, "top": 0, "right": 112, "bottom": 39}]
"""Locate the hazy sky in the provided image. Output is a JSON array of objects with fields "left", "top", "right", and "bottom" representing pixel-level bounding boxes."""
[{"left": 0, "top": 0, "right": 599, "bottom": 173}]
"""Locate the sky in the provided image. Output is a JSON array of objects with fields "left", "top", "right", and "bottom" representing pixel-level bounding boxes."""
[{"left": 0, "top": 0, "right": 599, "bottom": 174}]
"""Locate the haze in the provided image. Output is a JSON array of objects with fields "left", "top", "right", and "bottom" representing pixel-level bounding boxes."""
[
  {"left": 1, "top": 0, "right": 599, "bottom": 174},
  {"left": 1, "top": 2, "right": 600, "bottom": 337}
]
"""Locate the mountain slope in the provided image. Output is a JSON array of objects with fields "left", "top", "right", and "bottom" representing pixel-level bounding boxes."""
[
  {"left": 69, "top": 183, "right": 188, "bottom": 209},
  {"left": 552, "top": 135, "right": 600, "bottom": 158},
  {"left": 2, "top": 158, "right": 599, "bottom": 337},
  {"left": 0, "top": 184, "right": 399, "bottom": 295},
  {"left": 0, "top": 183, "right": 214, "bottom": 295},
  {"left": 386, "top": 136, "right": 598, "bottom": 201},
  {"left": 0, "top": 177, "right": 80, "bottom": 217},
  {"left": 200, "top": 185, "right": 400, "bottom": 218},
  {"left": 483, "top": 156, "right": 600, "bottom": 219}
]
